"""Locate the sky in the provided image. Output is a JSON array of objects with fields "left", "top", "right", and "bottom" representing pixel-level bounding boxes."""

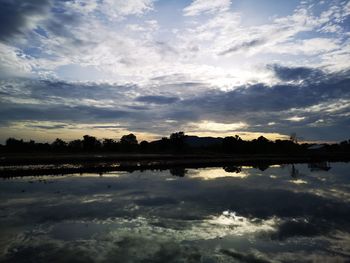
[{"left": 0, "top": 0, "right": 349, "bottom": 143}]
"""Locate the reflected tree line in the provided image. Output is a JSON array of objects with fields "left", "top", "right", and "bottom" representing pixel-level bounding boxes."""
[
  {"left": 170, "top": 162, "right": 331, "bottom": 178},
  {"left": 1, "top": 132, "right": 350, "bottom": 154}
]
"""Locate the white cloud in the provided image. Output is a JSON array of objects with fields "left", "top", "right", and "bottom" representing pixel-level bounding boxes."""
[
  {"left": 317, "top": 41, "right": 350, "bottom": 72},
  {"left": 1, "top": 0, "right": 349, "bottom": 106},
  {"left": 0, "top": 43, "right": 33, "bottom": 78},
  {"left": 286, "top": 116, "right": 305, "bottom": 122},
  {"left": 296, "top": 99, "right": 350, "bottom": 114},
  {"left": 270, "top": 38, "right": 341, "bottom": 55},
  {"left": 67, "top": 0, "right": 154, "bottom": 19},
  {"left": 183, "top": 0, "right": 231, "bottom": 16},
  {"left": 2, "top": 0, "right": 348, "bottom": 90},
  {"left": 188, "top": 121, "right": 248, "bottom": 132},
  {"left": 101, "top": 0, "right": 155, "bottom": 20},
  {"left": 65, "top": 1, "right": 99, "bottom": 13}
]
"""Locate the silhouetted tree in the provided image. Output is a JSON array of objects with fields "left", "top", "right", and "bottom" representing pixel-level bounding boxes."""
[
  {"left": 82, "top": 135, "right": 101, "bottom": 151},
  {"left": 257, "top": 136, "right": 269, "bottom": 143},
  {"left": 251, "top": 136, "right": 272, "bottom": 153},
  {"left": 5, "top": 138, "right": 43, "bottom": 152},
  {"left": 68, "top": 139, "right": 83, "bottom": 151},
  {"left": 2, "top": 133, "right": 349, "bottom": 155},
  {"left": 102, "top": 138, "right": 119, "bottom": 151},
  {"left": 51, "top": 138, "right": 67, "bottom": 151},
  {"left": 290, "top": 133, "right": 298, "bottom": 143},
  {"left": 120, "top": 134, "right": 138, "bottom": 145},
  {"left": 120, "top": 134, "right": 138, "bottom": 152},
  {"left": 275, "top": 139, "right": 297, "bottom": 153},
  {"left": 222, "top": 135, "right": 242, "bottom": 153},
  {"left": 6, "top": 138, "right": 24, "bottom": 151},
  {"left": 170, "top": 132, "right": 186, "bottom": 152},
  {"left": 139, "top": 140, "right": 149, "bottom": 152},
  {"left": 339, "top": 140, "right": 350, "bottom": 152},
  {"left": 159, "top": 137, "right": 170, "bottom": 152}
]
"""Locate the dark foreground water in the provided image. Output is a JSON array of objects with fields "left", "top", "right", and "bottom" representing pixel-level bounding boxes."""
[{"left": 0, "top": 162, "right": 350, "bottom": 263}]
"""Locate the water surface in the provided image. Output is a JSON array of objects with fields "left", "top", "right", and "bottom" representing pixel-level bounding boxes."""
[{"left": 0, "top": 162, "right": 350, "bottom": 262}]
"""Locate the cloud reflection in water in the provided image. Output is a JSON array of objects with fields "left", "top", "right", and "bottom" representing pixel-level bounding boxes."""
[{"left": 0, "top": 162, "right": 350, "bottom": 262}]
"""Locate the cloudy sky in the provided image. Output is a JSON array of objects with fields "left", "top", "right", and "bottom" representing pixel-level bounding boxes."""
[{"left": 0, "top": 0, "right": 349, "bottom": 143}]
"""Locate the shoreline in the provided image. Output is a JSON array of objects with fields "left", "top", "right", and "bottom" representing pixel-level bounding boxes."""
[{"left": 0, "top": 152, "right": 349, "bottom": 177}]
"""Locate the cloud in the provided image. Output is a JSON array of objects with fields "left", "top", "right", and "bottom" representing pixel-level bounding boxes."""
[
  {"left": 0, "top": 102, "right": 132, "bottom": 124},
  {"left": 173, "top": 68, "right": 350, "bottom": 140},
  {"left": 271, "top": 219, "right": 330, "bottom": 241},
  {"left": 181, "top": 76, "right": 349, "bottom": 115},
  {"left": 0, "top": 0, "right": 51, "bottom": 42},
  {"left": 90, "top": 124, "right": 129, "bottom": 129},
  {"left": 101, "top": 0, "right": 154, "bottom": 19},
  {"left": 285, "top": 116, "right": 305, "bottom": 122},
  {"left": 183, "top": 0, "right": 231, "bottom": 16},
  {"left": 0, "top": 0, "right": 349, "bottom": 141},
  {"left": 220, "top": 249, "right": 270, "bottom": 263},
  {"left": 0, "top": 43, "right": 33, "bottom": 78},
  {"left": 271, "top": 38, "right": 341, "bottom": 56},
  {"left": 269, "top": 65, "right": 324, "bottom": 82},
  {"left": 136, "top": 95, "right": 179, "bottom": 104},
  {"left": 1, "top": 0, "right": 348, "bottom": 88},
  {"left": 26, "top": 123, "right": 68, "bottom": 130},
  {"left": 0, "top": 0, "right": 159, "bottom": 82},
  {"left": 1, "top": 65, "right": 349, "bottom": 141},
  {"left": 219, "top": 39, "right": 267, "bottom": 55},
  {"left": 188, "top": 121, "right": 248, "bottom": 132}
]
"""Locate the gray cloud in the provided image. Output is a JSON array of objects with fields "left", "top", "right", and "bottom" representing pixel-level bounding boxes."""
[
  {"left": 0, "top": 0, "right": 51, "bottom": 42},
  {"left": 0, "top": 66, "right": 349, "bottom": 141},
  {"left": 181, "top": 80, "right": 348, "bottom": 114},
  {"left": 219, "top": 38, "right": 266, "bottom": 55},
  {"left": 26, "top": 124, "right": 68, "bottom": 130},
  {"left": 136, "top": 95, "right": 180, "bottom": 104},
  {"left": 0, "top": 79, "right": 137, "bottom": 102},
  {"left": 269, "top": 64, "right": 325, "bottom": 82},
  {"left": 90, "top": 125, "right": 129, "bottom": 129},
  {"left": 173, "top": 68, "right": 350, "bottom": 140},
  {"left": 0, "top": 103, "right": 132, "bottom": 124}
]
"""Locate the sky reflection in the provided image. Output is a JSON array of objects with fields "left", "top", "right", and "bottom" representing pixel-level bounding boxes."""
[{"left": 0, "top": 162, "right": 350, "bottom": 262}]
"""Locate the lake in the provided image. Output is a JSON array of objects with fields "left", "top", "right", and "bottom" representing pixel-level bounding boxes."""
[{"left": 0, "top": 162, "right": 350, "bottom": 262}]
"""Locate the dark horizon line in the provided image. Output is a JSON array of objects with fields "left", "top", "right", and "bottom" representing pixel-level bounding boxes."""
[
  {"left": 1, "top": 132, "right": 350, "bottom": 146},
  {"left": 1, "top": 132, "right": 350, "bottom": 157}
]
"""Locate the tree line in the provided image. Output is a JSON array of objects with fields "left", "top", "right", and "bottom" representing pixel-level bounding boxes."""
[{"left": 1, "top": 132, "right": 350, "bottom": 154}]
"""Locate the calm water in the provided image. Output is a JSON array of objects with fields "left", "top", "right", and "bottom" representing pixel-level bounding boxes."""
[{"left": 0, "top": 163, "right": 350, "bottom": 262}]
